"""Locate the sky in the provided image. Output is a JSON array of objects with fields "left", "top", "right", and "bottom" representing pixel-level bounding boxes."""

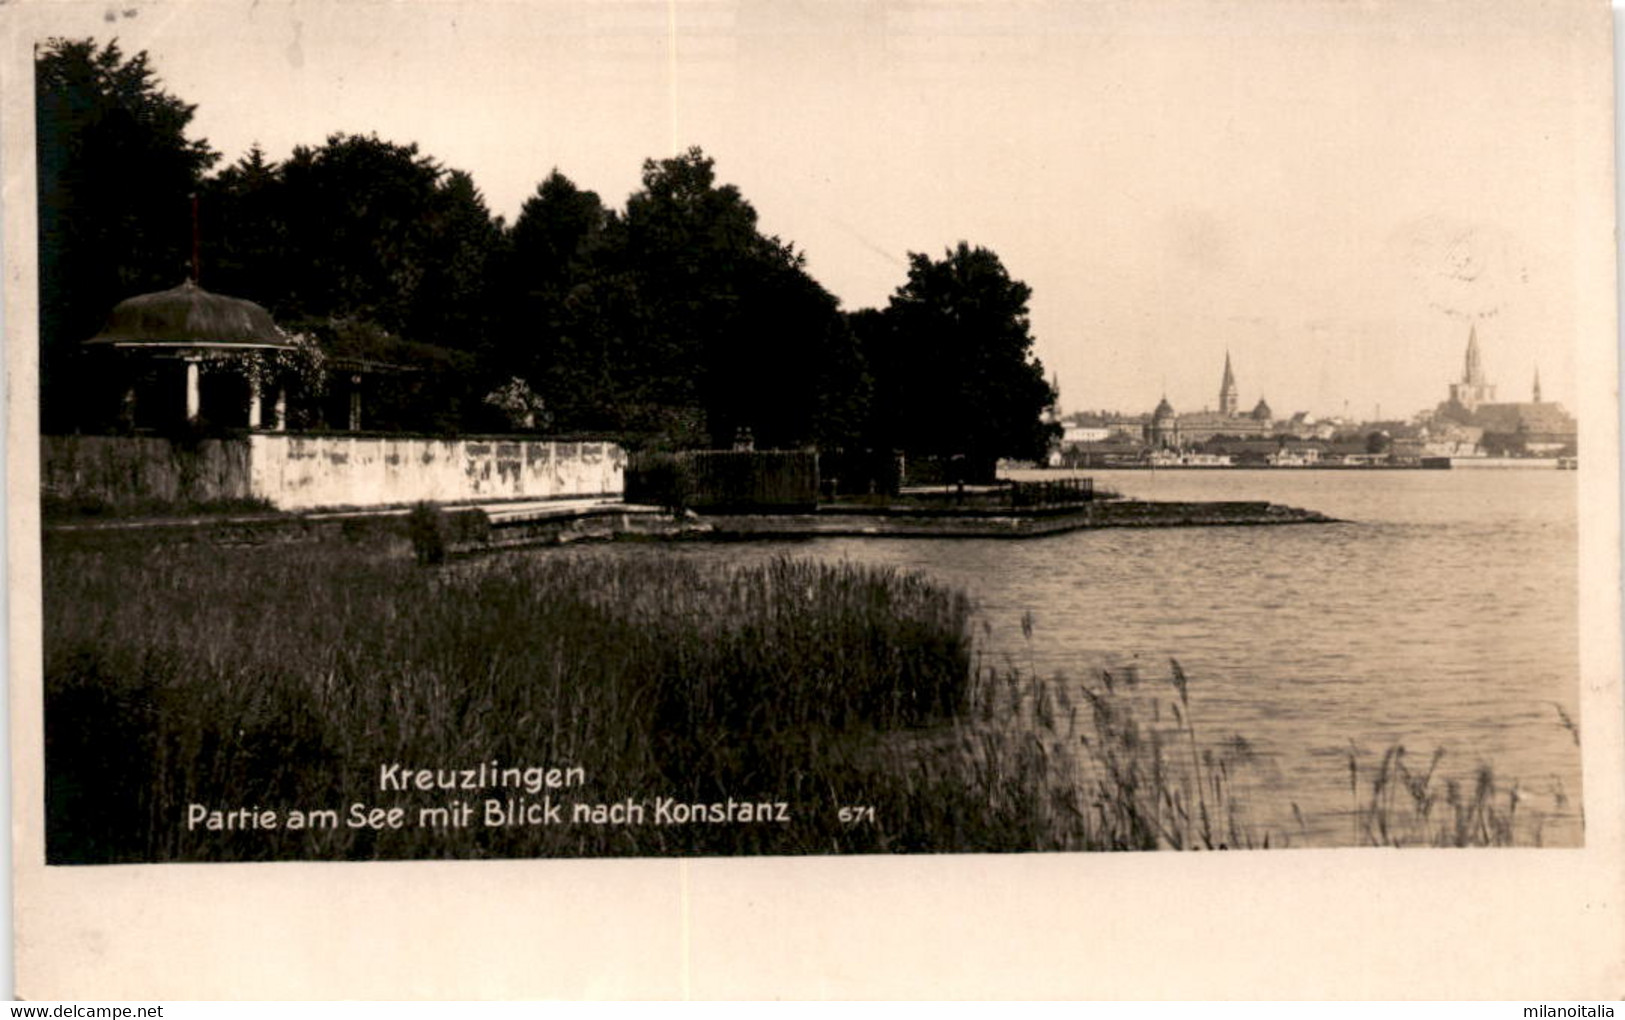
[{"left": 9, "top": 0, "right": 1612, "bottom": 420}]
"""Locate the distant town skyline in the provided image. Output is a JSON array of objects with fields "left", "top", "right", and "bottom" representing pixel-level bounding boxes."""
[
  {"left": 9, "top": 0, "right": 1599, "bottom": 420},
  {"left": 1069, "top": 329, "right": 1557, "bottom": 425}
]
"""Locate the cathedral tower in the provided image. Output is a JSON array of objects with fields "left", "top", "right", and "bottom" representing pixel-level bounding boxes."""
[
  {"left": 1219, "top": 351, "right": 1239, "bottom": 416},
  {"left": 1448, "top": 324, "right": 1497, "bottom": 412}
]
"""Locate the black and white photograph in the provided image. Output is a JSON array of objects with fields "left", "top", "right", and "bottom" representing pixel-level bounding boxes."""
[{"left": 6, "top": 0, "right": 1623, "bottom": 1000}]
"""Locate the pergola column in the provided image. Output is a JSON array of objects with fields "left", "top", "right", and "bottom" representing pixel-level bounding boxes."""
[
  {"left": 348, "top": 374, "right": 363, "bottom": 431},
  {"left": 184, "top": 357, "right": 201, "bottom": 423},
  {"left": 273, "top": 386, "right": 287, "bottom": 432},
  {"left": 248, "top": 374, "right": 263, "bottom": 429}
]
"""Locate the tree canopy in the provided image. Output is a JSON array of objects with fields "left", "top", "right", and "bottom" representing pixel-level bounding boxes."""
[
  {"left": 867, "top": 243, "right": 1059, "bottom": 466},
  {"left": 36, "top": 37, "right": 219, "bottom": 431},
  {"left": 37, "top": 41, "right": 1058, "bottom": 462}
]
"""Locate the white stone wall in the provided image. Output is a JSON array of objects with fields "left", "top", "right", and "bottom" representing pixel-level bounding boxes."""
[{"left": 248, "top": 435, "right": 625, "bottom": 510}]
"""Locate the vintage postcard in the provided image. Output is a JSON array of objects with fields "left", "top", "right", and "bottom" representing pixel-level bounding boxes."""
[{"left": 5, "top": 0, "right": 1622, "bottom": 1000}]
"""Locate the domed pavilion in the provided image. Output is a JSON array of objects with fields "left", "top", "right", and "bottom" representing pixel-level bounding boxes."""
[{"left": 83, "top": 279, "right": 297, "bottom": 430}]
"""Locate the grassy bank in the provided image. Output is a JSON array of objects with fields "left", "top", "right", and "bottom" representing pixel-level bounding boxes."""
[
  {"left": 42, "top": 493, "right": 277, "bottom": 522},
  {"left": 44, "top": 536, "right": 1550, "bottom": 861},
  {"left": 47, "top": 537, "right": 984, "bottom": 861}
]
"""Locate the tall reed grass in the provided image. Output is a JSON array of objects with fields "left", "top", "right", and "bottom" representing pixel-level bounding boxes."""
[
  {"left": 43, "top": 535, "right": 1560, "bottom": 861},
  {"left": 1345, "top": 744, "right": 1539, "bottom": 848},
  {"left": 46, "top": 537, "right": 977, "bottom": 860}
]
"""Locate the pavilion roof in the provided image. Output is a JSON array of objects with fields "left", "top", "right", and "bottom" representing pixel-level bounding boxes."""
[{"left": 84, "top": 280, "right": 293, "bottom": 350}]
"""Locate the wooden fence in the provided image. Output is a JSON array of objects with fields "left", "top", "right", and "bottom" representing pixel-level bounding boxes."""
[
  {"left": 1008, "top": 477, "right": 1094, "bottom": 507},
  {"left": 625, "top": 450, "right": 820, "bottom": 512}
]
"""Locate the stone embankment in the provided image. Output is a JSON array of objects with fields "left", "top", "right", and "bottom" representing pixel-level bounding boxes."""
[
  {"left": 44, "top": 498, "right": 1335, "bottom": 556},
  {"left": 690, "top": 500, "right": 1335, "bottom": 540}
]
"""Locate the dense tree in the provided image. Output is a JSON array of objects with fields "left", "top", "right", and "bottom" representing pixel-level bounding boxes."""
[
  {"left": 499, "top": 170, "right": 618, "bottom": 430},
  {"left": 196, "top": 144, "right": 287, "bottom": 304},
  {"left": 618, "top": 147, "right": 764, "bottom": 433},
  {"left": 202, "top": 135, "right": 504, "bottom": 356},
  {"left": 846, "top": 306, "right": 902, "bottom": 449},
  {"left": 272, "top": 133, "right": 445, "bottom": 333},
  {"left": 611, "top": 147, "right": 867, "bottom": 449},
  {"left": 407, "top": 168, "right": 504, "bottom": 356},
  {"left": 509, "top": 170, "right": 610, "bottom": 301},
  {"left": 36, "top": 38, "right": 220, "bottom": 430},
  {"left": 719, "top": 244, "right": 870, "bottom": 450},
  {"left": 198, "top": 135, "right": 506, "bottom": 430},
  {"left": 877, "top": 242, "right": 1058, "bottom": 467}
]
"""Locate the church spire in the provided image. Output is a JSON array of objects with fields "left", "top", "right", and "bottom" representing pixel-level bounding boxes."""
[
  {"left": 1464, "top": 324, "right": 1485, "bottom": 385},
  {"left": 1533, "top": 365, "right": 1542, "bottom": 403},
  {"left": 1219, "top": 351, "right": 1239, "bottom": 416},
  {"left": 1448, "top": 323, "right": 1496, "bottom": 412}
]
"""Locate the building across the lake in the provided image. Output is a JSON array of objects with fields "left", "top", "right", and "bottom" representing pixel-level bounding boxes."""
[
  {"left": 1433, "top": 326, "right": 1577, "bottom": 455},
  {"left": 1054, "top": 339, "right": 1578, "bottom": 467},
  {"left": 1146, "top": 352, "right": 1287, "bottom": 448},
  {"left": 1054, "top": 353, "right": 1336, "bottom": 463}
]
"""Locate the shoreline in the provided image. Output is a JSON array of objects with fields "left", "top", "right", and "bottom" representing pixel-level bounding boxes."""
[
  {"left": 42, "top": 496, "right": 1340, "bottom": 554},
  {"left": 1033, "top": 458, "right": 1570, "bottom": 471},
  {"left": 685, "top": 500, "right": 1335, "bottom": 541}
]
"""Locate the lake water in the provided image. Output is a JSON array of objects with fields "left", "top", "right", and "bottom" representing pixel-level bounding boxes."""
[{"left": 566, "top": 468, "right": 1584, "bottom": 847}]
